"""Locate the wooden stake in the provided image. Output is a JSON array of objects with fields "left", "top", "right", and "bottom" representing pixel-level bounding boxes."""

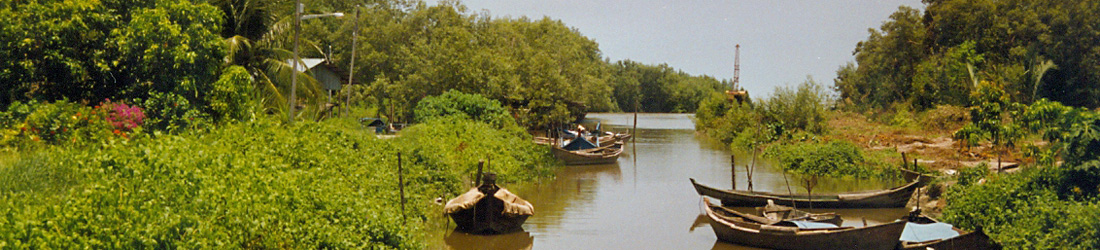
[
  {"left": 398, "top": 152, "right": 406, "bottom": 224},
  {"left": 901, "top": 152, "right": 908, "bottom": 169},
  {"left": 747, "top": 148, "right": 757, "bottom": 192},
  {"left": 782, "top": 170, "right": 796, "bottom": 209},
  {"left": 475, "top": 160, "right": 484, "bottom": 187},
  {"left": 730, "top": 154, "right": 739, "bottom": 189},
  {"left": 633, "top": 99, "right": 639, "bottom": 142}
]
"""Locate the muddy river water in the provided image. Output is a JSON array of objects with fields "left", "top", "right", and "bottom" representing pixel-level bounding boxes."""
[{"left": 429, "top": 113, "right": 910, "bottom": 249}]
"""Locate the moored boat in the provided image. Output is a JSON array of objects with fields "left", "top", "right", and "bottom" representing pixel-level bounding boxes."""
[
  {"left": 690, "top": 175, "right": 921, "bottom": 208},
  {"left": 550, "top": 135, "right": 623, "bottom": 165},
  {"left": 703, "top": 197, "right": 906, "bottom": 250},
  {"left": 898, "top": 211, "right": 998, "bottom": 250},
  {"left": 444, "top": 174, "right": 534, "bottom": 234},
  {"left": 552, "top": 142, "right": 623, "bottom": 165}
]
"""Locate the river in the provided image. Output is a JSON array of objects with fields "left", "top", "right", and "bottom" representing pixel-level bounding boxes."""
[{"left": 429, "top": 113, "right": 909, "bottom": 249}]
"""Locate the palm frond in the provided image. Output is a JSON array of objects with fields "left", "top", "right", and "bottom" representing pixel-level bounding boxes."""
[{"left": 1031, "top": 59, "right": 1058, "bottom": 101}]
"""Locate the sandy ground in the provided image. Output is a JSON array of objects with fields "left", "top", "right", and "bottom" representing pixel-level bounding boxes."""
[{"left": 823, "top": 112, "right": 1034, "bottom": 215}]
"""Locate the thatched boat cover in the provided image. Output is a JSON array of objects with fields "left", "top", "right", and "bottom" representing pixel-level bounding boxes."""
[
  {"left": 443, "top": 187, "right": 534, "bottom": 216},
  {"left": 495, "top": 188, "right": 534, "bottom": 216},
  {"left": 444, "top": 188, "right": 486, "bottom": 214}
]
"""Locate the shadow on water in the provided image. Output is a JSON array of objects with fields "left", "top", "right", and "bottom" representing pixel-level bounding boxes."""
[
  {"left": 443, "top": 230, "right": 533, "bottom": 250},
  {"left": 429, "top": 113, "right": 912, "bottom": 249}
]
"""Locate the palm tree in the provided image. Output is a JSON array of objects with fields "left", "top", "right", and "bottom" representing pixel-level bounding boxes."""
[{"left": 216, "top": 0, "right": 327, "bottom": 118}]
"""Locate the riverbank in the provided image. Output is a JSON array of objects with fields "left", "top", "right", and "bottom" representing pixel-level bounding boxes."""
[{"left": 0, "top": 116, "right": 558, "bottom": 248}]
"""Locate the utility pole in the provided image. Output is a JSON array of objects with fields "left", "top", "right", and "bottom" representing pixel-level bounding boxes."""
[
  {"left": 345, "top": 6, "right": 359, "bottom": 117},
  {"left": 289, "top": 1, "right": 301, "bottom": 124}
]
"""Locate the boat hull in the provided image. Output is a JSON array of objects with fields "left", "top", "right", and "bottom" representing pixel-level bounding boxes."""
[
  {"left": 551, "top": 143, "right": 623, "bottom": 165},
  {"left": 691, "top": 177, "right": 920, "bottom": 208},
  {"left": 705, "top": 201, "right": 906, "bottom": 250},
  {"left": 445, "top": 187, "right": 533, "bottom": 234}
]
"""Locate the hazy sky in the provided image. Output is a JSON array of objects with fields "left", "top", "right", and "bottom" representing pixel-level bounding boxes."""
[{"left": 440, "top": 0, "right": 924, "bottom": 97}]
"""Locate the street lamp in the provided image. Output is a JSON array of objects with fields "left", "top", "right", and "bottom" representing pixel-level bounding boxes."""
[{"left": 289, "top": 2, "right": 343, "bottom": 124}]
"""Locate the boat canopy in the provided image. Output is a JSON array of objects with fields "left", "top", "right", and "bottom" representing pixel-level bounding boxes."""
[
  {"left": 562, "top": 136, "right": 597, "bottom": 151},
  {"left": 900, "top": 222, "right": 960, "bottom": 242}
]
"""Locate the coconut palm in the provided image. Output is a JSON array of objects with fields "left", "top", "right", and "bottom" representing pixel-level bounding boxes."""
[{"left": 216, "top": 0, "right": 328, "bottom": 118}]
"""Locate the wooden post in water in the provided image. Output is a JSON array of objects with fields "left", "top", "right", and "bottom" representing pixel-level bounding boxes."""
[
  {"left": 633, "top": 98, "right": 639, "bottom": 142},
  {"left": 398, "top": 152, "right": 406, "bottom": 224},
  {"left": 747, "top": 147, "right": 757, "bottom": 192},
  {"left": 475, "top": 160, "right": 484, "bottom": 187},
  {"left": 731, "top": 154, "right": 737, "bottom": 190}
]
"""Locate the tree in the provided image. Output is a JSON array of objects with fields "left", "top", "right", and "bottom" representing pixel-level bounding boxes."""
[{"left": 954, "top": 80, "right": 1025, "bottom": 172}]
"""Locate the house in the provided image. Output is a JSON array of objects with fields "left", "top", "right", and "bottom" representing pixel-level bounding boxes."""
[{"left": 289, "top": 58, "right": 358, "bottom": 103}]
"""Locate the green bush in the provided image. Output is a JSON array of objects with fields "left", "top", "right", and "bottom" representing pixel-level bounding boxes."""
[
  {"left": 943, "top": 166, "right": 1100, "bottom": 249},
  {"left": 143, "top": 91, "right": 208, "bottom": 133},
  {"left": 956, "top": 163, "right": 990, "bottom": 187},
  {"left": 764, "top": 140, "right": 881, "bottom": 178},
  {"left": 0, "top": 119, "right": 417, "bottom": 248},
  {"left": 920, "top": 104, "right": 970, "bottom": 131},
  {"left": 205, "top": 65, "right": 253, "bottom": 123},
  {"left": 413, "top": 91, "right": 514, "bottom": 129},
  {"left": 0, "top": 100, "right": 130, "bottom": 149},
  {"left": 758, "top": 77, "right": 829, "bottom": 134}
]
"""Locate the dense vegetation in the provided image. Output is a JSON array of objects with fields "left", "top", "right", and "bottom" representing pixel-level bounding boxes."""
[
  {"left": 0, "top": 114, "right": 555, "bottom": 248},
  {"left": 834, "top": 0, "right": 1100, "bottom": 110},
  {"left": 943, "top": 100, "right": 1100, "bottom": 249},
  {"left": 696, "top": 1, "right": 1100, "bottom": 248},
  {"left": 0, "top": 0, "right": 721, "bottom": 247},
  {"left": 695, "top": 77, "right": 830, "bottom": 149},
  {"left": 828, "top": 1, "right": 1100, "bottom": 248}
]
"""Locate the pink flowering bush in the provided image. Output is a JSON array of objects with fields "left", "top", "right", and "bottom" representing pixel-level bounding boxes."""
[{"left": 101, "top": 99, "right": 145, "bottom": 132}]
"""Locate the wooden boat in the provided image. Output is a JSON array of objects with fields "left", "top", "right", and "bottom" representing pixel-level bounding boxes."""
[
  {"left": 899, "top": 212, "right": 998, "bottom": 250},
  {"left": 703, "top": 197, "right": 906, "bottom": 250},
  {"left": 899, "top": 168, "right": 932, "bottom": 186},
  {"left": 549, "top": 135, "right": 623, "bottom": 165},
  {"left": 444, "top": 175, "right": 534, "bottom": 234},
  {"left": 533, "top": 132, "right": 630, "bottom": 146},
  {"left": 552, "top": 141, "right": 623, "bottom": 165},
  {"left": 690, "top": 175, "right": 921, "bottom": 208},
  {"left": 757, "top": 200, "right": 843, "bottom": 226}
]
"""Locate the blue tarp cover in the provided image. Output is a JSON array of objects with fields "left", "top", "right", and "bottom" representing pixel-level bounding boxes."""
[
  {"left": 562, "top": 136, "right": 597, "bottom": 151},
  {"left": 901, "top": 222, "right": 960, "bottom": 242},
  {"left": 783, "top": 221, "right": 840, "bottom": 229}
]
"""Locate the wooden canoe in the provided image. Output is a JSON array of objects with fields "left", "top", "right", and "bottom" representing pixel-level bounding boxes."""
[
  {"left": 444, "top": 185, "right": 534, "bottom": 234},
  {"left": 899, "top": 214, "right": 998, "bottom": 250},
  {"left": 703, "top": 198, "right": 906, "bottom": 250},
  {"left": 690, "top": 175, "right": 921, "bottom": 208},
  {"left": 551, "top": 141, "right": 623, "bottom": 165}
]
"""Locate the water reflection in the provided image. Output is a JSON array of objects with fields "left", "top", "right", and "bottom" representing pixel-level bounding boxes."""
[
  {"left": 443, "top": 231, "right": 533, "bottom": 250},
  {"left": 429, "top": 113, "right": 911, "bottom": 249}
]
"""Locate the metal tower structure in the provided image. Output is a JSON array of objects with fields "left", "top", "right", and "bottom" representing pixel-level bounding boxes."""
[{"left": 733, "top": 44, "right": 740, "bottom": 90}]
